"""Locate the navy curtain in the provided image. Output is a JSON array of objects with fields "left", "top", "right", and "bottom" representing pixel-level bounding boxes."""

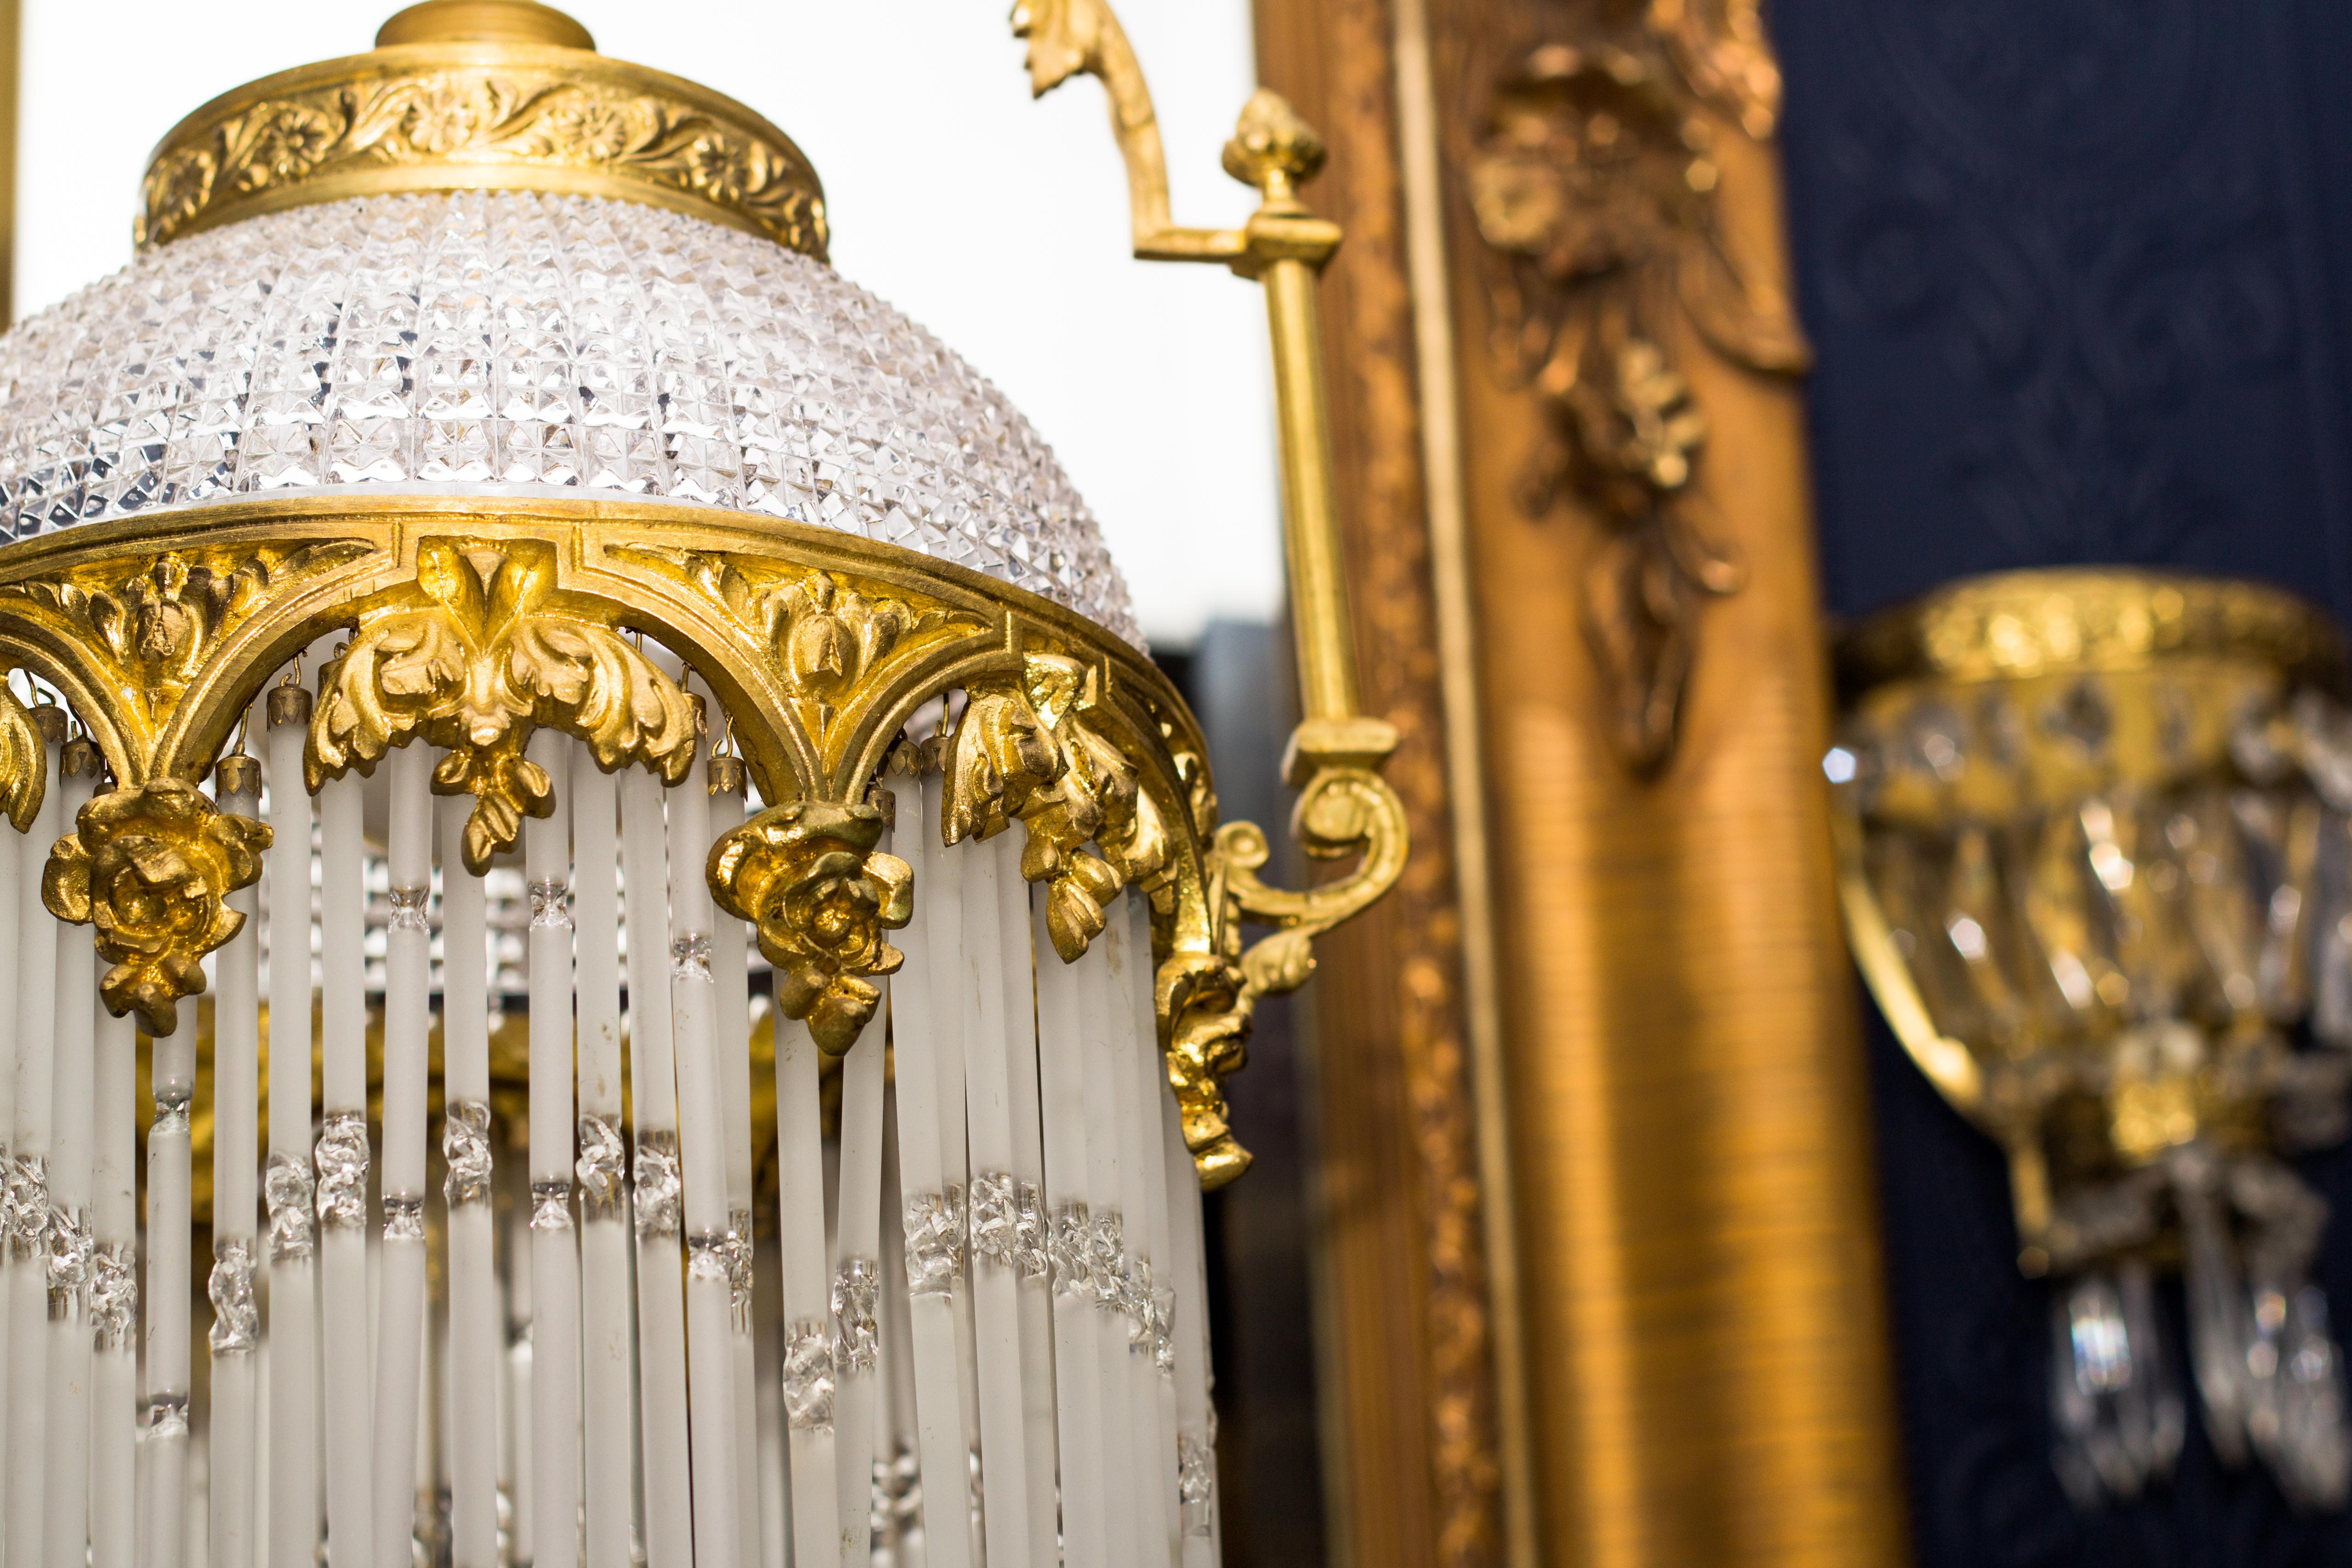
[{"left": 1778, "top": 1, "right": 2352, "bottom": 1561}]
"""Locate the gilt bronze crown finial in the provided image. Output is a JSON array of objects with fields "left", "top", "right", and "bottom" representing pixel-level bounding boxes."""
[
  {"left": 136, "top": 0, "right": 827, "bottom": 255},
  {"left": 1833, "top": 568, "right": 2352, "bottom": 1510}
]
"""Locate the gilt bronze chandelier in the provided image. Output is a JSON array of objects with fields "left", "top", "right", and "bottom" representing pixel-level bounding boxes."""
[
  {"left": 0, "top": 5, "right": 1403, "bottom": 1567},
  {"left": 1833, "top": 570, "right": 2352, "bottom": 1511}
]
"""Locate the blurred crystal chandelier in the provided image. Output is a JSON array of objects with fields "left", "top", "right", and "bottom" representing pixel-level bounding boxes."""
[
  {"left": 1832, "top": 570, "right": 2352, "bottom": 1512},
  {"left": 0, "top": 5, "right": 1404, "bottom": 1568}
]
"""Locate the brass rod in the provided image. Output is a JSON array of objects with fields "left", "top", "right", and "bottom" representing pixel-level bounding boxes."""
[{"left": 1260, "top": 254, "right": 1360, "bottom": 727}]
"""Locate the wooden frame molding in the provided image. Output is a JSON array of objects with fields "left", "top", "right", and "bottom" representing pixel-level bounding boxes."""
[
  {"left": 1252, "top": 0, "right": 1911, "bottom": 1564},
  {"left": 1253, "top": 1, "right": 1512, "bottom": 1564}
]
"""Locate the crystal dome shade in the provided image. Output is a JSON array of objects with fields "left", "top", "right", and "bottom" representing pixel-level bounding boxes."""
[{"left": 0, "top": 188, "right": 1142, "bottom": 645}]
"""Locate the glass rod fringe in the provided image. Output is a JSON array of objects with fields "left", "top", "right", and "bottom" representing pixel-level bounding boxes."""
[
  {"left": 892, "top": 769, "right": 973, "bottom": 1568},
  {"left": 91, "top": 998, "right": 137, "bottom": 1568},
  {"left": 440, "top": 790, "right": 501, "bottom": 1568},
  {"left": 0, "top": 722, "right": 19, "bottom": 1552},
  {"left": 622, "top": 764, "right": 693, "bottom": 1568},
  {"left": 0, "top": 685, "right": 1223, "bottom": 1568},
  {"left": 956, "top": 832, "right": 1035, "bottom": 1568}
]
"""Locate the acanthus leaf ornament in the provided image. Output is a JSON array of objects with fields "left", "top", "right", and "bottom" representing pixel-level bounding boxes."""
[
  {"left": 1159, "top": 762, "right": 1409, "bottom": 1188},
  {"left": 615, "top": 548, "right": 987, "bottom": 776},
  {"left": 1157, "top": 951, "right": 1255, "bottom": 1188},
  {"left": 307, "top": 536, "right": 697, "bottom": 873},
  {"left": 0, "top": 542, "right": 371, "bottom": 766},
  {"left": 707, "top": 800, "right": 913, "bottom": 1054},
  {"left": 943, "top": 668, "right": 1061, "bottom": 845},
  {"left": 1648, "top": 0, "right": 1784, "bottom": 139},
  {"left": 0, "top": 678, "right": 44, "bottom": 830},
  {"left": 944, "top": 653, "right": 1171, "bottom": 963},
  {"left": 1468, "top": 23, "right": 1808, "bottom": 771},
  {"left": 42, "top": 777, "right": 270, "bottom": 1034}
]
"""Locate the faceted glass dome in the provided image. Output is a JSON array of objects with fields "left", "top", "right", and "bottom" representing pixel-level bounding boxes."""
[{"left": 0, "top": 189, "right": 1142, "bottom": 645}]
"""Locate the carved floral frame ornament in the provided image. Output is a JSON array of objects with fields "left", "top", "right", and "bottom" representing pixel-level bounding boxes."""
[
  {"left": 1465, "top": 0, "right": 1810, "bottom": 771},
  {"left": 0, "top": 495, "right": 1397, "bottom": 1187}
]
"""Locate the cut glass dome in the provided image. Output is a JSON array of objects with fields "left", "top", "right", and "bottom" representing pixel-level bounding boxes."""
[{"left": 0, "top": 189, "right": 1142, "bottom": 646}]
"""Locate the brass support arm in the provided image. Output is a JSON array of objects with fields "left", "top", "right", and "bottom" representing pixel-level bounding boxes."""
[
  {"left": 1225, "top": 108, "right": 1401, "bottom": 783},
  {"left": 1011, "top": 0, "right": 1244, "bottom": 262},
  {"left": 1013, "top": 0, "right": 1408, "bottom": 1182},
  {"left": 1012, "top": 0, "right": 1396, "bottom": 766}
]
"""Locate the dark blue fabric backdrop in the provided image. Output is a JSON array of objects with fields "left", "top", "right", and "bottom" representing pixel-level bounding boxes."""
[{"left": 1777, "top": 1, "right": 2352, "bottom": 1561}]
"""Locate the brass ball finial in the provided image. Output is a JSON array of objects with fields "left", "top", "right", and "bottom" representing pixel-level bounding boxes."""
[
  {"left": 1221, "top": 89, "right": 1327, "bottom": 209},
  {"left": 375, "top": 0, "right": 595, "bottom": 51}
]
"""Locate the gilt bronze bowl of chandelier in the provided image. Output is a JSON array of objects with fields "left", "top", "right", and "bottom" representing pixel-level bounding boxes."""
[{"left": 1830, "top": 568, "right": 2352, "bottom": 1511}]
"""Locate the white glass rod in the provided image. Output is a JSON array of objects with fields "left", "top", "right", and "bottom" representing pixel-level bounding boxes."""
[
  {"left": 210, "top": 755, "right": 266, "bottom": 1568},
  {"left": 957, "top": 835, "right": 1035, "bottom": 1568},
  {"left": 439, "top": 791, "right": 499, "bottom": 1568},
  {"left": 831, "top": 822, "right": 890, "bottom": 1568},
  {"left": 263, "top": 688, "right": 319, "bottom": 1568},
  {"left": 1122, "top": 895, "right": 1182, "bottom": 1561},
  {"left": 994, "top": 836, "right": 1061, "bottom": 1568},
  {"left": 1104, "top": 903, "right": 1170, "bottom": 1564},
  {"left": 0, "top": 727, "right": 19, "bottom": 1531},
  {"left": 5, "top": 718, "right": 59, "bottom": 1568},
  {"left": 570, "top": 750, "right": 634, "bottom": 1568},
  {"left": 373, "top": 741, "right": 434, "bottom": 1568},
  {"left": 890, "top": 770, "right": 971, "bottom": 1568},
  {"left": 525, "top": 731, "right": 583, "bottom": 1568},
  {"left": 705, "top": 751, "right": 760, "bottom": 1568},
  {"left": 1164, "top": 1074, "right": 1218, "bottom": 1562},
  {"left": 774, "top": 1008, "right": 838, "bottom": 1568},
  {"left": 668, "top": 752, "right": 743, "bottom": 1568},
  {"left": 317, "top": 769, "right": 374, "bottom": 1566},
  {"left": 1033, "top": 883, "right": 1106, "bottom": 1568},
  {"left": 90, "top": 993, "right": 137, "bottom": 1568},
  {"left": 620, "top": 766, "right": 692, "bottom": 1568},
  {"left": 46, "top": 748, "right": 98, "bottom": 1568},
  {"left": 1076, "top": 906, "right": 1141, "bottom": 1566}
]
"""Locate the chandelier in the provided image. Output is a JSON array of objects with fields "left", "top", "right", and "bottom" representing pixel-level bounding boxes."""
[
  {"left": 0, "top": 5, "right": 1404, "bottom": 1568},
  {"left": 1832, "top": 570, "right": 2352, "bottom": 1511}
]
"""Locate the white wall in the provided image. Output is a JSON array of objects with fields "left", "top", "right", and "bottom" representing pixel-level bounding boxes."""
[{"left": 15, "top": 0, "right": 1280, "bottom": 647}]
